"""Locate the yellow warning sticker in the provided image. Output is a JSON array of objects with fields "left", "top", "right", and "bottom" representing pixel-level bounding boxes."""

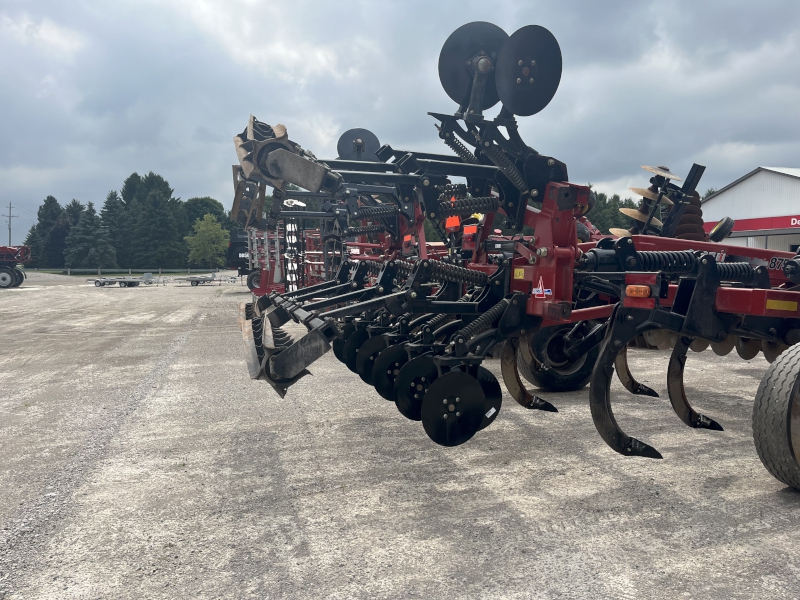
[
  {"left": 766, "top": 299, "right": 798, "bottom": 312},
  {"left": 513, "top": 268, "right": 525, "bottom": 280}
]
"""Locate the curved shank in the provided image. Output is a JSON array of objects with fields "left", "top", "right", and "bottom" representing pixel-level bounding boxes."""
[{"left": 667, "top": 336, "right": 724, "bottom": 430}]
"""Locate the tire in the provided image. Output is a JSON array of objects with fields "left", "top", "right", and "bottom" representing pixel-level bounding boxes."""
[
  {"left": 576, "top": 221, "right": 591, "bottom": 243},
  {"left": 120, "top": 281, "right": 127, "bottom": 287},
  {"left": 752, "top": 344, "right": 800, "bottom": 490},
  {"left": 517, "top": 324, "right": 600, "bottom": 392},
  {"left": 191, "top": 280, "right": 199, "bottom": 286},
  {"left": 95, "top": 280, "right": 103, "bottom": 287},
  {"left": 246, "top": 271, "right": 261, "bottom": 291},
  {"left": 10, "top": 269, "right": 23, "bottom": 287},
  {"left": 0, "top": 268, "right": 15, "bottom": 288}
]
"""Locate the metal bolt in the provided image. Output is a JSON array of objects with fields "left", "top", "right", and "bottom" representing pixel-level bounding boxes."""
[
  {"left": 443, "top": 399, "right": 447, "bottom": 404},
  {"left": 508, "top": 202, "right": 514, "bottom": 207},
  {"left": 626, "top": 314, "right": 634, "bottom": 321},
  {"left": 531, "top": 190, "right": 539, "bottom": 197},
  {"left": 495, "top": 280, "right": 501, "bottom": 285},
  {"left": 536, "top": 247, "right": 548, "bottom": 257},
  {"left": 443, "top": 414, "right": 448, "bottom": 419},
  {"left": 531, "top": 60, "right": 536, "bottom": 66},
  {"left": 455, "top": 397, "right": 460, "bottom": 402},
  {"left": 518, "top": 60, "right": 523, "bottom": 66},
  {"left": 456, "top": 412, "right": 461, "bottom": 417},
  {"left": 517, "top": 78, "right": 522, "bottom": 84},
  {"left": 377, "top": 286, "right": 384, "bottom": 293},
  {"left": 458, "top": 337, "right": 464, "bottom": 343},
  {"left": 423, "top": 179, "right": 430, "bottom": 186},
  {"left": 484, "top": 141, "right": 490, "bottom": 147},
  {"left": 521, "top": 329, "right": 526, "bottom": 334},
  {"left": 430, "top": 212, "right": 435, "bottom": 217},
  {"left": 547, "top": 159, "right": 555, "bottom": 166},
  {"left": 613, "top": 339, "right": 623, "bottom": 348},
  {"left": 528, "top": 255, "right": 537, "bottom": 265},
  {"left": 512, "top": 299, "right": 518, "bottom": 305},
  {"left": 410, "top": 291, "right": 417, "bottom": 299},
  {"left": 702, "top": 258, "right": 708, "bottom": 265},
  {"left": 529, "top": 78, "right": 534, "bottom": 83}
]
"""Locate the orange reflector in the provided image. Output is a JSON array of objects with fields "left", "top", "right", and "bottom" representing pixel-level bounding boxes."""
[
  {"left": 625, "top": 285, "right": 651, "bottom": 298},
  {"left": 445, "top": 215, "right": 461, "bottom": 229},
  {"left": 463, "top": 225, "right": 478, "bottom": 235}
]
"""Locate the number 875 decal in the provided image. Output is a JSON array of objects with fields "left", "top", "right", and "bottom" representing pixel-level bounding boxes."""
[{"left": 768, "top": 257, "right": 786, "bottom": 270}]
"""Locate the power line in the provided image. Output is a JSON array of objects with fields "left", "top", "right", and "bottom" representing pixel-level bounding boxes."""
[{"left": 3, "top": 201, "right": 19, "bottom": 246}]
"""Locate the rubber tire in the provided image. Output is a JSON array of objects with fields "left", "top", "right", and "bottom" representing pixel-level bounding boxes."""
[
  {"left": 119, "top": 281, "right": 127, "bottom": 287},
  {"left": 576, "top": 221, "right": 591, "bottom": 243},
  {"left": 516, "top": 324, "right": 600, "bottom": 392},
  {"left": 191, "top": 280, "right": 199, "bottom": 286},
  {"left": 11, "top": 269, "right": 23, "bottom": 287},
  {"left": 246, "top": 271, "right": 261, "bottom": 291},
  {"left": 95, "top": 280, "right": 103, "bottom": 287},
  {"left": 752, "top": 344, "right": 800, "bottom": 490},
  {"left": 0, "top": 268, "right": 14, "bottom": 288}
]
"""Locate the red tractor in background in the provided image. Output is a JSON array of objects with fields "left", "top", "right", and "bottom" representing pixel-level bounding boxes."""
[{"left": 0, "top": 245, "right": 30, "bottom": 288}]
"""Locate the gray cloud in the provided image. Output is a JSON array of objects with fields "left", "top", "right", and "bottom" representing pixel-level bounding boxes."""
[{"left": 2, "top": 0, "right": 799, "bottom": 243}]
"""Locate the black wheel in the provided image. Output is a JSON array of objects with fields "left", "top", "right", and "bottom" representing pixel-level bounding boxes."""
[
  {"left": 517, "top": 324, "right": 599, "bottom": 392},
  {"left": 576, "top": 221, "right": 591, "bottom": 243},
  {"left": 0, "top": 267, "right": 14, "bottom": 288},
  {"left": 752, "top": 344, "right": 800, "bottom": 490},
  {"left": 246, "top": 271, "right": 261, "bottom": 291},
  {"left": 372, "top": 344, "right": 410, "bottom": 401},
  {"left": 191, "top": 280, "right": 199, "bottom": 286},
  {"left": 342, "top": 328, "right": 370, "bottom": 373},
  {"left": 332, "top": 322, "right": 356, "bottom": 363},
  {"left": 94, "top": 280, "right": 103, "bottom": 287},
  {"left": 11, "top": 269, "right": 24, "bottom": 287},
  {"left": 119, "top": 281, "right": 127, "bottom": 287},
  {"left": 355, "top": 335, "right": 389, "bottom": 385}
]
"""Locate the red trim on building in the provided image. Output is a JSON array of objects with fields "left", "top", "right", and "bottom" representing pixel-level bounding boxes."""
[{"left": 703, "top": 215, "right": 800, "bottom": 233}]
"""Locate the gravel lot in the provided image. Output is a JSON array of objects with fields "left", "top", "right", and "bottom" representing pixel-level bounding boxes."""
[{"left": 1, "top": 272, "right": 799, "bottom": 599}]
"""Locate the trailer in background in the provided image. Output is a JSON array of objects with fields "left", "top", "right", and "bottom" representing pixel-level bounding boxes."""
[{"left": 0, "top": 245, "right": 31, "bottom": 288}]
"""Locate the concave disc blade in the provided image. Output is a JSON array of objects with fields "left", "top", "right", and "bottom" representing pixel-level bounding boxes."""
[
  {"left": 343, "top": 329, "right": 370, "bottom": 373},
  {"left": 421, "top": 371, "right": 485, "bottom": 447},
  {"left": 438, "top": 22, "right": 508, "bottom": 110},
  {"left": 356, "top": 335, "right": 389, "bottom": 385},
  {"left": 476, "top": 366, "right": 502, "bottom": 430},
  {"left": 336, "top": 128, "right": 381, "bottom": 161},
  {"left": 332, "top": 322, "right": 356, "bottom": 363},
  {"left": 372, "top": 344, "right": 410, "bottom": 401},
  {"left": 394, "top": 355, "right": 439, "bottom": 421},
  {"left": 495, "top": 25, "right": 562, "bottom": 117}
]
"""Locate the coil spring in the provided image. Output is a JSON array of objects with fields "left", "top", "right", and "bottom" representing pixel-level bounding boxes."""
[
  {"left": 481, "top": 143, "right": 529, "bottom": 194},
  {"left": 442, "top": 183, "right": 468, "bottom": 199},
  {"left": 363, "top": 260, "right": 384, "bottom": 275},
  {"left": 426, "top": 259, "right": 489, "bottom": 287},
  {"left": 352, "top": 204, "right": 398, "bottom": 218},
  {"left": 438, "top": 196, "right": 500, "bottom": 218},
  {"left": 345, "top": 224, "right": 386, "bottom": 236},
  {"left": 457, "top": 298, "right": 510, "bottom": 341},
  {"left": 717, "top": 261, "right": 755, "bottom": 283},
  {"left": 442, "top": 134, "right": 478, "bottom": 164},
  {"left": 394, "top": 260, "right": 415, "bottom": 276},
  {"left": 636, "top": 251, "right": 697, "bottom": 273},
  {"left": 415, "top": 294, "right": 471, "bottom": 336}
]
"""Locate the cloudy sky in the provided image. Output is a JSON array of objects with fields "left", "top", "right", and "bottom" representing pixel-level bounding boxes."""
[{"left": 2, "top": 0, "right": 799, "bottom": 244}]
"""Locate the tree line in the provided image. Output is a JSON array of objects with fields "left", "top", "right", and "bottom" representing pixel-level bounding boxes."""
[{"left": 24, "top": 172, "right": 231, "bottom": 269}]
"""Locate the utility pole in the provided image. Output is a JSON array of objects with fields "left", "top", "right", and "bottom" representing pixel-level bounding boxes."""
[{"left": 3, "top": 201, "right": 19, "bottom": 246}]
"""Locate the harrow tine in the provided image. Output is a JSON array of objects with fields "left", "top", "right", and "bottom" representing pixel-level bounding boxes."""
[
  {"left": 667, "top": 336, "right": 724, "bottom": 431},
  {"left": 614, "top": 345, "right": 659, "bottom": 397},
  {"left": 589, "top": 307, "right": 662, "bottom": 459},
  {"left": 500, "top": 339, "right": 558, "bottom": 412},
  {"left": 241, "top": 315, "right": 264, "bottom": 379}
]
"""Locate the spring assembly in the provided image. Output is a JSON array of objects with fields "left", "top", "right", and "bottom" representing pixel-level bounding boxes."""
[
  {"left": 442, "top": 183, "right": 468, "bottom": 199},
  {"left": 394, "top": 260, "right": 415, "bottom": 277},
  {"left": 345, "top": 224, "right": 386, "bottom": 236},
  {"left": 413, "top": 294, "right": 471, "bottom": 337},
  {"left": 363, "top": 260, "right": 384, "bottom": 275},
  {"left": 437, "top": 196, "right": 500, "bottom": 218},
  {"left": 425, "top": 259, "right": 489, "bottom": 287},
  {"left": 442, "top": 134, "right": 478, "bottom": 164},
  {"left": 481, "top": 143, "right": 529, "bottom": 194},
  {"left": 352, "top": 204, "right": 398, "bottom": 218},
  {"left": 717, "top": 261, "right": 756, "bottom": 283},
  {"left": 636, "top": 251, "right": 698, "bottom": 273},
  {"left": 456, "top": 298, "right": 510, "bottom": 341}
]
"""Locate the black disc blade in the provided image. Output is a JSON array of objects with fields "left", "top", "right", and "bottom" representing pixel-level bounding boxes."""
[
  {"left": 336, "top": 128, "right": 381, "bottom": 161},
  {"left": 343, "top": 329, "right": 371, "bottom": 373},
  {"left": 438, "top": 22, "right": 508, "bottom": 110},
  {"left": 394, "top": 355, "right": 439, "bottom": 421},
  {"left": 421, "top": 371, "right": 486, "bottom": 447},
  {"left": 476, "top": 366, "right": 502, "bottom": 430},
  {"left": 372, "top": 344, "right": 410, "bottom": 401},
  {"left": 332, "top": 322, "right": 356, "bottom": 363},
  {"left": 495, "top": 25, "right": 562, "bottom": 116},
  {"left": 355, "top": 335, "right": 389, "bottom": 385}
]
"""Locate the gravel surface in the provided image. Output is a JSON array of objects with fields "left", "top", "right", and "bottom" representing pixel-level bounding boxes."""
[{"left": 1, "top": 276, "right": 799, "bottom": 599}]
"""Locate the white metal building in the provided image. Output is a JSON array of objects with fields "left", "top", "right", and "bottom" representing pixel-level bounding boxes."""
[{"left": 702, "top": 167, "right": 800, "bottom": 252}]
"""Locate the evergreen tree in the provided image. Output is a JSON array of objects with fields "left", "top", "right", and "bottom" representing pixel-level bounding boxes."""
[
  {"left": 63, "top": 199, "right": 85, "bottom": 226},
  {"left": 185, "top": 197, "right": 226, "bottom": 227},
  {"left": 101, "top": 190, "right": 128, "bottom": 265},
  {"left": 586, "top": 191, "right": 638, "bottom": 234},
  {"left": 129, "top": 189, "right": 186, "bottom": 268},
  {"left": 185, "top": 214, "right": 229, "bottom": 268},
  {"left": 64, "top": 202, "right": 118, "bottom": 268},
  {"left": 23, "top": 225, "right": 44, "bottom": 268},
  {"left": 36, "top": 195, "right": 64, "bottom": 267}
]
